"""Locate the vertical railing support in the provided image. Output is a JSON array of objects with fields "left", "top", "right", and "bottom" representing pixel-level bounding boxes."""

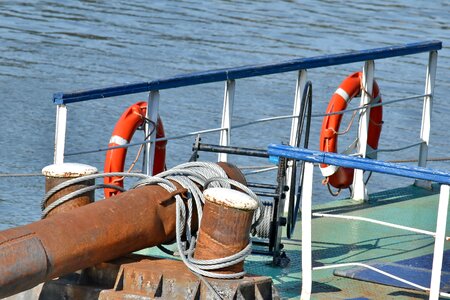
[
  {"left": 352, "top": 60, "right": 374, "bottom": 201},
  {"left": 218, "top": 80, "right": 235, "bottom": 162},
  {"left": 54, "top": 104, "right": 67, "bottom": 164},
  {"left": 415, "top": 51, "right": 438, "bottom": 189},
  {"left": 285, "top": 69, "right": 308, "bottom": 213},
  {"left": 300, "top": 161, "right": 314, "bottom": 300},
  {"left": 144, "top": 90, "right": 160, "bottom": 176},
  {"left": 429, "top": 184, "right": 449, "bottom": 299}
]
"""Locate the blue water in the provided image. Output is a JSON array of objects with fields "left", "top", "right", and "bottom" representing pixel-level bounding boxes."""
[{"left": 0, "top": 0, "right": 449, "bottom": 229}]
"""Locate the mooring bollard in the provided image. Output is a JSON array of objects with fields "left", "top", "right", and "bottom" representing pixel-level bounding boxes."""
[
  {"left": 195, "top": 187, "right": 258, "bottom": 276},
  {"left": 42, "top": 163, "right": 98, "bottom": 217}
]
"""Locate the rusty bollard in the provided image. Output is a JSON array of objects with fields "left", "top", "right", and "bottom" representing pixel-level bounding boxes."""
[
  {"left": 42, "top": 163, "right": 97, "bottom": 217},
  {"left": 194, "top": 187, "right": 258, "bottom": 276}
]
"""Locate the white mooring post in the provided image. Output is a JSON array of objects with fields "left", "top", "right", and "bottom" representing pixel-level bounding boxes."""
[
  {"left": 429, "top": 184, "right": 449, "bottom": 299},
  {"left": 218, "top": 80, "right": 235, "bottom": 162},
  {"left": 144, "top": 90, "right": 160, "bottom": 176},
  {"left": 300, "top": 161, "right": 314, "bottom": 300},
  {"left": 284, "top": 69, "right": 308, "bottom": 213},
  {"left": 54, "top": 104, "right": 67, "bottom": 164},
  {"left": 352, "top": 60, "right": 375, "bottom": 201},
  {"left": 415, "top": 51, "right": 438, "bottom": 189}
]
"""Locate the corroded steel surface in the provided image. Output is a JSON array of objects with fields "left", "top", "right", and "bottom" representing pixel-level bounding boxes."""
[
  {"left": 44, "top": 176, "right": 95, "bottom": 217},
  {"left": 0, "top": 163, "right": 245, "bottom": 298},
  {"left": 42, "top": 163, "right": 97, "bottom": 217},
  {"left": 0, "top": 227, "right": 48, "bottom": 296},
  {"left": 24, "top": 256, "right": 275, "bottom": 299},
  {"left": 218, "top": 161, "right": 247, "bottom": 187},
  {"left": 99, "top": 258, "right": 275, "bottom": 300},
  {"left": 195, "top": 189, "right": 257, "bottom": 275}
]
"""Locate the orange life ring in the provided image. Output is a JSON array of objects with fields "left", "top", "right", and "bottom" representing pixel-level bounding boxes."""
[
  {"left": 319, "top": 72, "right": 383, "bottom": 189},
  {"left": 104, "top": 101, "right": 166, "bottom": 198}
]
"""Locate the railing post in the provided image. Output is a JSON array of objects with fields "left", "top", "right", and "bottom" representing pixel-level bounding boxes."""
[
  {"left": 415, "top": 51, "right": 438, "bottom": 189},
  {"left": 352, "top": 60, "right": 374, "bottom": 201},
  {"left": 300, "top": 161, "right": 314, "bottom": 300},
  {"left": 54, "top": 104, "right": 67, "bottom": 164},
  {"left": 218, "top": 80, "right": 235, "bottom": 162},
  {"left": 285, "top": 69, "right": 307, "bottom": 213},
  {"left": 429, "top": 184, "right": 449, "bottom": 299},
  {"left": 144, "top": 90, "right": 160, "bottom": 176}
]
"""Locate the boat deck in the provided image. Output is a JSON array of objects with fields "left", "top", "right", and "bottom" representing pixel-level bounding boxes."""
[{"left": 245, "top": 184, "right": 449, "bottom": 299}]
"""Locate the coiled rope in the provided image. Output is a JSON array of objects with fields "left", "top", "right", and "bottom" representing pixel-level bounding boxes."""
[{"left": 42, "top": 162, "right": 262, "bottom": 298}]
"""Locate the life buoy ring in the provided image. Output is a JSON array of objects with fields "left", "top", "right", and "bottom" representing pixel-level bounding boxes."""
[
  {"left": 104, "top": 101, "right": 166, "bottom": 198},
  {"left": 319, "top": 72, "right": 383, "bottom": 189}
]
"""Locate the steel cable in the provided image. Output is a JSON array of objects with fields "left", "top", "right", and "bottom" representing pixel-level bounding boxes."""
[{"left": 41, "top": 162, "right": 263, "bottom": 299}]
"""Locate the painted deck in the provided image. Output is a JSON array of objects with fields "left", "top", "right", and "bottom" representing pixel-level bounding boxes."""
[
  {"left": 138, "top": 183, "right": 449, "bottom": 298},
  {"left": 244, "top": 184, "right": 449, "bottom": 299}
]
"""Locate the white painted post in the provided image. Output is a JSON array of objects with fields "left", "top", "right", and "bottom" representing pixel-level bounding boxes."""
[
  {"left": 300, "top": 161, "right": 314, "bottom": 300},
  {"left": 284, "top": 69, "right": 308, "bottom": 213},
  {"left": 54, "top": 104, "right": 67, "bottom": 164},
  {"left": 415, "top": 51, "right": 438, "bottom": 189},
  {"left": 218, "top": 80, "right": 235, "bottom": 162},
  {"left": 144, "top": 90, "right": 160, "bottom": 176},
  {"left": 352, "top": 60, "right": 374, "bottom": 201},
  {"left": 429, "top": 184, "right": 449, "bottom": 299}
]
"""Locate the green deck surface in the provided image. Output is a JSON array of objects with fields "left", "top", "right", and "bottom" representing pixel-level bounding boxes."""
[
  {"left": 140, "top": 184, "right": 449, "bottom": 299},
  {"left": 247, "top": 184, "right": 450, "bottom": 299}
]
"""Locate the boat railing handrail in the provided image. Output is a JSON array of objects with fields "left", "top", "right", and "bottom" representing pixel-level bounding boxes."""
[
  {"left": 64, "top": 92, "right": 430, "bottom": 157},
  {"left": 53, "top": 40, "right": 441, "bottom": 104},
  {"left": 267, "top": 145, "right": 450, "bottom": 184},
  {"left": 267, "top": 145, "right": 449, "bottom": 300},
  {"left": 52, "top": 40, "right": 441, "bottom": 206}
]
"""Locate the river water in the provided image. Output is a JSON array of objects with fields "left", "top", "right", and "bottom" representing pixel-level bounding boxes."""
[{"left": 0, "top": 0, "right": 449, "bottom": 229}]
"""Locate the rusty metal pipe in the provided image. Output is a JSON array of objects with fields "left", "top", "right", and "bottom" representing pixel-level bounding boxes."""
[{"left": 0, "top": 163, "right": 246, "bottom": 298}]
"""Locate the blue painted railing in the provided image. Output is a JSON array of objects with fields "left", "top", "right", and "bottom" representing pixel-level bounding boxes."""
[
  {"left": 53, "top": 40, "right": 442, "bottom": 104},
  {"left": 267, "top": 144, "right": 450, "bottom": 185}
]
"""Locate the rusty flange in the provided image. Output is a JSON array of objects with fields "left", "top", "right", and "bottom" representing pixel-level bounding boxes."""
[
  {"left": 29, "top": 255, "right": 277, "bottom": 300},
  {"left": 100, "top": 258, "right": 276, "bottom": 300}
]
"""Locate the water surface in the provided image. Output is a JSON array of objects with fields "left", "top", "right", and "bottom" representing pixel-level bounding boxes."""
[{"left": 0, "top": 0, "right": 449, "bottom": 229}]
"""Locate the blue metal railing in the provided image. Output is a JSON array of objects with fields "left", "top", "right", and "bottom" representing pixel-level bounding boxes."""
[
  {"left": 267, "top": 144, "right": 450, "bottom": 184},
  {"left": 267, "top": 144, "right": 450, "bottom": 300},
  {"left": 53, "top": 40, "right": 442, "bottom": 104}
]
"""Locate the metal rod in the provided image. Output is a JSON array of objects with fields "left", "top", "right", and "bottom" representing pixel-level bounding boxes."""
[
  {"left": 352, "top": 60, "right": 374, "bottom": 201},
  {"left": 415, "top": 50, "right": 438, "bottom": 189},
  {"left": 247, "top": 182, "right": 278, "bottom": 189},
  {"left": 300, "top": 162, "right": 314, "bottom": 300},
  {"left": 53, "top": 41, "right": 442, "bottom": 104},
  {"left": 53, "top": 104, "right": 67, "bottom": 164},
  {"left": 196, "top": 143, "right": 269, "bottom": 158},
  {"left": 310, "top": 93, "right": 431, "bottom": 117},
  {"left": 254, "top": 192, "right": 279, "bottom": 198},
  {"left": 429, "top": 184, "right": 449, "bottom": 299},
  {"left": 144, "top": 91, "right": 159, "bottom": 175},
  {"left": 267, "top": 146, "right": 450, "bottom": 185},
  {"left": 288, "top": 80, "right": 312, "bottom": 237},
  {"left": 218, "top": 80, "right": 235, "bottom": 162},
  {"left": 284, "top": 70, "right": 308, "bottom": 215}
]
